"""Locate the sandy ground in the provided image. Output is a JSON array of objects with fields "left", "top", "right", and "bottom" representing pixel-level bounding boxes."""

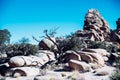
[{"left": 0, "top": 65, "right": 116, "bottom": 80}]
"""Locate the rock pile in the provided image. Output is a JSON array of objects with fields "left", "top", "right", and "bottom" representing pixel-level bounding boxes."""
[
  {"left": 75, "top": 9, "right": 110, "bottom": 41},
  {"left": 65, "top": 48, "right": 110, "bottom": 71},
  {"left": 1, "top": 50, "right": 55, "bottom": 77}
]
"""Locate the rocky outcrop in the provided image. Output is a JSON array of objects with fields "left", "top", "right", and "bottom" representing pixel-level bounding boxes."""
[
  {"left": 77, "top": 51, "right": 105, "bottom": 67},
  {"left": 64, "top": 48, "right": 110, "bottom": 71},
  {"left": 75, "top": 9, "right": 110, "bottom": 42},
  {"left": 8, "top": 56, "right": 44, "bottom": 67},
  {"left": 3, "top": 50, "right": 56, "bottom": 77},
  {"left": 8, "top": 51, "right": 55, "bottom": 67},
  {"left": 110, "top": 18, "right": 120, "bottom": 43},
  {"left": 79, "top": 53, "right": 93, "bottom": 63}
]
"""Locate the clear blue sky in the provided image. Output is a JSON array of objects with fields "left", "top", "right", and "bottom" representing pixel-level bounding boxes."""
[{"left": 0, "top": 0, "right": 120, "bottom": 44}]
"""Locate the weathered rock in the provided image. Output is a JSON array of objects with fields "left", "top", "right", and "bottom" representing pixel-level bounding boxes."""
[
  {"left": 8, "top": 50, "right": 56, "bottom": 68},
  {"left": 0, "top": 63, "right": 10, "bottom": 76},
  {"left": 65, "top": 50, "right": 81, "bottom": 62},
  {"left": 76, "top": 50, "right": 105, "bottom": 67},
  {"left": 8, "top": 56, "right": 25, "bottom": 67},
  {"left": 88, "top": 53, "right": 105, "bottom": 67},
  {"left": 36, "top": 50, "right": 55, "bottom": 61},
  {"left": 79, "top": 54, "right": 93, "bottom": 63},
  {"left": 75, "top": 9, "right": 110, "bottom": 42},
  {"left": 103, "top": 56, "right": 109, "bottom": 61},
  {"left": 4, "top": 68, "right": 17, "bottom": 77},
  {"left": 110, "top": 18, "right": 120, "bottom": 43},
  {"left": 8, "top": 67, "right": 40, "bottom": 77},
  {"left": 39, "top": 37, "right": 57, "bottom": 50},
  {"left": 8, "top": 56, "right": 44, "bottom": 67},
  {"left": 69, "top": 59, "right": 91, "bottom": 72},
  {"left": 89, "top": 63, "right": 99, "bottom": 69},
  {"left": 94, "top": 66, "right": 115, "bottom": 76}
]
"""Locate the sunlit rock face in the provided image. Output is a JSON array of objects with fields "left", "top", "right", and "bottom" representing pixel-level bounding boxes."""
[
  {"left": 75, "top": 9, "right": 110, "bottom": 41},
  {"left": 110, "top": 18, "right": 120, "bottom": 43}
]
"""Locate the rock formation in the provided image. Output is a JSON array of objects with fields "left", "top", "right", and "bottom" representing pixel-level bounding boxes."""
[
  {"left": 75, "top": 9, "right": 110, "bottom": 41},
  {"left": 8, "top": 50, "right": 55, "bottom": 67},
  {"left": 110, "top": 18, "right": 120, "bottom": 43},
  {"left": 64, "top": 49, "right": 108, "bottom": 71},
  {"left": 0, "top": 9, "right": 119, "bottom": 79}
]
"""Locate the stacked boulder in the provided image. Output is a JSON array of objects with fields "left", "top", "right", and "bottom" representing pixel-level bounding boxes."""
[
  {"left": 65, "top": 48, "right": 110, "bottom": 72},
  {"left": 75, "top": 9, "right": 110, "bottom": 41}
]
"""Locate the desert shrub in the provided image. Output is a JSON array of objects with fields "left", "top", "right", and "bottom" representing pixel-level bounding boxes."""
[
  {"left": 58, "top": 38, "right": 72, "bottom": 52},
  {"left": 58, "top": 33, "right": 87, "bottom": 52},
  {"left": 114, "top": 57, "right": 120, "bottom": 69},
  {"left": 111, "top": 57, "right": 120, "bottom": 80},
  {"left": 71, "top": 36, "right": 87, "bottom": 51},
  {"left": 5, "top": 43, "right": 39, "bottom": 57},
  {"left": 0, "top": 45, "right": 6, "bottom": 55},
  {"left": 58, "top": 34, "right": 118, "bottom": 53},
  {"left": 87, "top": 41, "right": 119, "bottom": 53},
  {"left": 110, "top": 69, "right": 120, "bottom": 80}
]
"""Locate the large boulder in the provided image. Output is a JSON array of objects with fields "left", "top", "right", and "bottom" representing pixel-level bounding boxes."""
[
  {"left": 88, "top": 53, "right": 105, "bottom": 67},
  {"left": 76, "top": 51, "right": 105, "bottom": 67},
  {"left": 69, "top": 59, "right": 91, "bottom": 72},
  {"left": 13, "top": 67, "right": 40, "bottom": 77},
  {"left": 79, "top": 54, "right": 93, "bottom": 63},
  {"left": 8, "top": 56, "right": 45, "bottom": 67},
  {"left": 36, "top": 50, "right": 55, "bottom": 61},
  {"left": 5, "top": 67, "right": 40, "bottom": 77},
  {"left": 39, "top": 37, "right": 57, "bottom": 50}
]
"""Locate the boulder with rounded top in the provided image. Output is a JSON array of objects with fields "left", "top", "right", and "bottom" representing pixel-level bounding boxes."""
[{"left": 69, "top": 59, "right": 91, "bottom": 72}]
